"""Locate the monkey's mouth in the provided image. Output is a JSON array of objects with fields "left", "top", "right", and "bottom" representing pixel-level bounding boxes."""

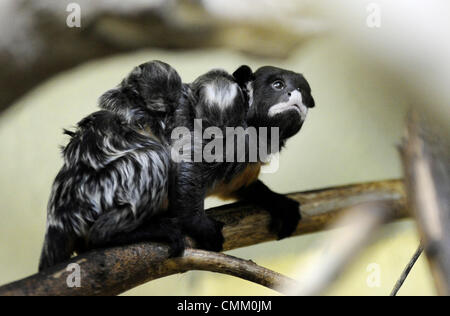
[
  {"left": 268, "top": 91, "right": 308, "bottom": 120},
  {"left": 292, "top": 104, "right": 308, "bottom": 120}
]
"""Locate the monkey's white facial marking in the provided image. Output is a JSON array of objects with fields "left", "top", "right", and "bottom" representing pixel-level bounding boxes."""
[
  {"left": 204, "top": 82, "right": 238, "bottom": 109},
  {"left": 246, "top": 82, "right": 254, "bottom": 107},
  {"left": 268, "top": 90, "right": 308, "bottom": 120}
]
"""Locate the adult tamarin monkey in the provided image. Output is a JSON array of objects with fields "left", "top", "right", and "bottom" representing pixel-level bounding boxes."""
[{"left": 39, "top": 61, "right": 315, "bottom": 271}]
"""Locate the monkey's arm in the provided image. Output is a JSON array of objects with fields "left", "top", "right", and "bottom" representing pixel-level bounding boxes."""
[{"left": 236, "top": 180, "right": 301, "bottom": 239}]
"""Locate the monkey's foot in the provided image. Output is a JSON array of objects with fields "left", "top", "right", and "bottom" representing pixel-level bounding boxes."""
[
  {"left": 182, "top": 214, "right": 225, "bottom": 252},
  {"left": 269, "top": 197, "right": 301, "bottom": 240}
]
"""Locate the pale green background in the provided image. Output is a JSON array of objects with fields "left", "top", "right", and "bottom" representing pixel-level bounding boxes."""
[{"left": 0, "top": 37, "right": 435, "bottom": 295}]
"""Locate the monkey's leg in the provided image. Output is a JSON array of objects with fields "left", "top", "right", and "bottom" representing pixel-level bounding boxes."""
[
  {"left": 237, "top": 180, "right": 301, "bottom": 239},
  {"left": 87, "top": 206, "right": 146, "bottom": 249},
  {"left": 90, "top": 217, "right": 186, "bottom": 257},
  {"left": 169, "top": 162, "right": 225, "bottom": 252}
]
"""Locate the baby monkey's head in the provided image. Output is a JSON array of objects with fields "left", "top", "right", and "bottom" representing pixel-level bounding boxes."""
[{"left": 233, "top": 65, "right": 315, "bottom": 141}]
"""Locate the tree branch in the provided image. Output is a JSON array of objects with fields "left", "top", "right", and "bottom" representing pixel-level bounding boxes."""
[
  {"left": 160, "top": 249, "right": 298, "bottom": 294},
  {"left": 390, "top": 243, "right": 424, "bottom": 296},
  {"left": 0, "top": 180, "right": 408, "bottom": 296}
]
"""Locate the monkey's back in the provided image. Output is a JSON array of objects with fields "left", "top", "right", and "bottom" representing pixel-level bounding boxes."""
[{"left": 47, "top": 110, "right": 171, "bottom": 241}]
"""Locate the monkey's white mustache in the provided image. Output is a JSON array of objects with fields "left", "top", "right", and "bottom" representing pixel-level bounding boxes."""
[{"left": 268, "top": 90, "right": 308, "bottom": 120}]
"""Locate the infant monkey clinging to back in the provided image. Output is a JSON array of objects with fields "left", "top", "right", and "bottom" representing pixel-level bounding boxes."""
[{"left": 39, "top": 61, "right": 315, "bottom": 271}]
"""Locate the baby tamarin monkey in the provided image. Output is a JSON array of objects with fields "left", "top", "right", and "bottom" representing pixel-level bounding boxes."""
[{"left": 39, "top": 61, "right": 315, "bottom": 271}]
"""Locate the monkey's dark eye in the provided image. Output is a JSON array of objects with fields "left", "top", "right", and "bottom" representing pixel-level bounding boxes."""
[{"left": 272, "top": 80, "right": 285, "bottom": 91}]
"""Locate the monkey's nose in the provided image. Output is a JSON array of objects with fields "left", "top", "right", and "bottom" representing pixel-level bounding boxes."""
[
  {"left": 288, "top": 90, "right": 300, "bottom": 98},
  {"left": 288, "top": 88, "right": 301, "bottom": 97}
]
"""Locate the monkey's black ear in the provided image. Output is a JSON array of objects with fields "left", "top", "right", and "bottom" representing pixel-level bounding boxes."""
[{"left": 233, "top": 65, "right": 254, "bottom": 87}]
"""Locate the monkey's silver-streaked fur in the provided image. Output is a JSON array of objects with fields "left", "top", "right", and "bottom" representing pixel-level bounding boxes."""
[{"left": 39, "top": 61, "right": 179, "bottom": 271}]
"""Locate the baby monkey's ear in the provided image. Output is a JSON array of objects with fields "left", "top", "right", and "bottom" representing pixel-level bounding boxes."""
[{"left": 232, "top": 65, "right": 255, "bottom": 87}]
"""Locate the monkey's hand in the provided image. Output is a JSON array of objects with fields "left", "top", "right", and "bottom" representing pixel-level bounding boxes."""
[
  {"left": 181, "top": 214, "right": 225, "bottom": 252},
  {"left": 236, "top": 180, "right": 301, "bottom": 240},
  {"left": 268, "top": 196, "right": 301, "bottom": 240}
]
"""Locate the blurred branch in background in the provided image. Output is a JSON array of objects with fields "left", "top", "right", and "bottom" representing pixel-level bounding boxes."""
[
  {"left": 0, "top": 0, "right": 323, "bottom": 112},
  {"left": 401, "top": 113, "right": 450, "bottom": 296},
  {"left": 390, "top": 243, "right": 424, "bottom": 296},
  {"left": 282, "top": 201, "right": 396, "bottom": 296},
  {"left": 0, "top": 180, "right": 407, "bottom": 296}
]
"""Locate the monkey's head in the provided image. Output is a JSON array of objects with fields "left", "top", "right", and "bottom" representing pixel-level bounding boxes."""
[
  {"left": 233, "top": 65, "right": 315, "bottom": 141},
  {"left": 99, "top": 60, "right": 183, "bottom": 118}
]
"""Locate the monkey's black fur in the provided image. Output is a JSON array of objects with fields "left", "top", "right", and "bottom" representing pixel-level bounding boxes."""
[{"left": 39, "top": 61, "right": 315, "bottom": 271}]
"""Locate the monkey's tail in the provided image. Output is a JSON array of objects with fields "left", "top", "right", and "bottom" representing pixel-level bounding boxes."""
[{"left": 38, "top": 226, "right": 75, "bottom": 272}]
